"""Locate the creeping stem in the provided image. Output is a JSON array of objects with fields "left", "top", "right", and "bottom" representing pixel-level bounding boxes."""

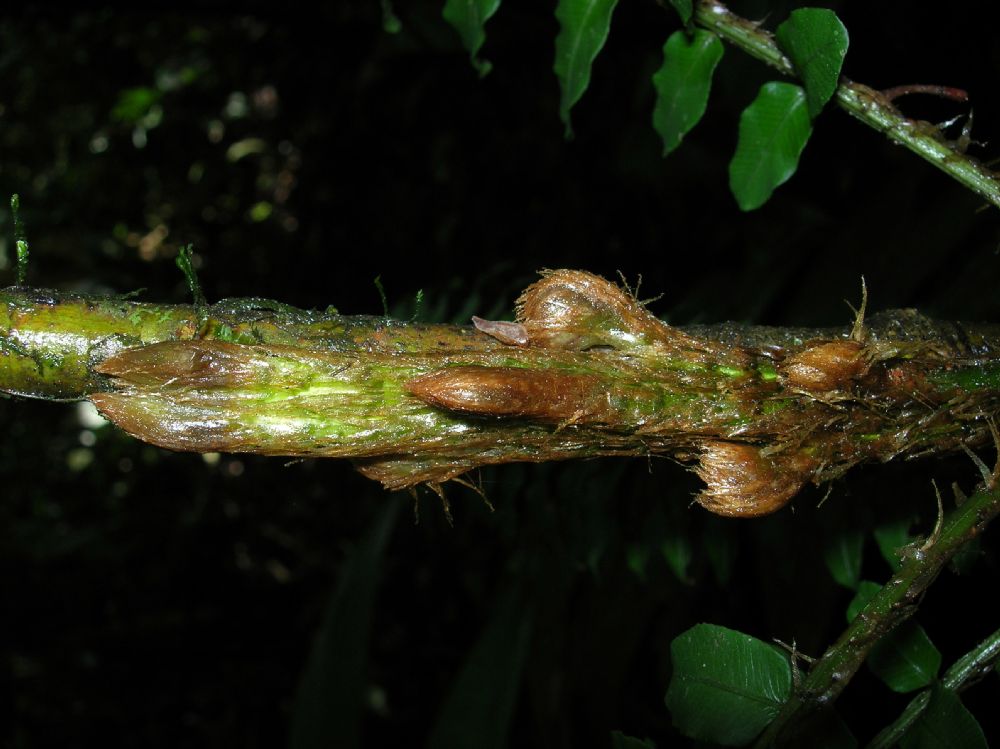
[{"left": 3, "top": 270, "right": 1000, "bottom": 517}]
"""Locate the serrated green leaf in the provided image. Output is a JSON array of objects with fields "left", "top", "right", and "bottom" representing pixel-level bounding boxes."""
[
  {"left": 775, "top": 8, "right": 849, "bottom": 118},
  {"left": 729, "top": 82, "right": 812, "bottom": 210},
  {"left": 554, "top": 0, "right": 621, "bottom": 138},
  {"left": 900, "top": 683, "right": 987, "bottom": 749},
  {"left": 824, "top": 528, "right": 863, "bottom": 590},
  {"left": 652, "top": 30, "right": 724, "bottom": 156},
  {"left": 610, "top": 731, "right": 656, "bottom": 749},
  {"left": 666, "top": 0, "right": 692, "bottom": 25},
  {"left": 869, "top": 622, "right": 941, "bottom": 693},
  {"left": 845, "top": 579, "right": 881, "bottom": 623},
  {"left": 666, "top": 623, "right": 791, "bottom": 746},
  {"left": 428, "top": 583, "right": 533, "bottom": 749},
  {"left": 874, "top": 517, "right": 914, "bottom": 572},
  {"left": 443, "top": 0, "right": 501, "bottom": 77}
]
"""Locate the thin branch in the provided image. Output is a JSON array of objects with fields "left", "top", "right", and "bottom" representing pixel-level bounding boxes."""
[
  {"left": 692, "top": 0, "right": 1000, "bottom": 209},
  {"left": 755, "top": 482, "right": 1000, "bottom": 746},
  {"left": 867, "top": 625, "right": 1000, "bottom": 748},
  {"left": 945, "top": 625, "right": 1000, "bottom": 690}
]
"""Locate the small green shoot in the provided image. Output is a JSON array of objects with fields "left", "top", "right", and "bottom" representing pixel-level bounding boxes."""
[
  {"left": 176, "top": 244, "right": 209, "bottom": 327},
  {"left": 411, "top": 288, "right": 424, "bottom": 322},
  {"left": 10, "top": 194, "right": 30, "bottom": 286},
  {"left": 374, "top": 275, "right": 389, "bottom": 317}
]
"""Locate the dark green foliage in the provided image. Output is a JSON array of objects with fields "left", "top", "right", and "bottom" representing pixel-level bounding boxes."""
[
  {"left": 868, "top": 622, "right": 941, "bottom": 693},
  {"left": 900, "top": 683, "right": 988, "bottom": 749},
  {"left": 652, "top": 30, "right": 724, "bottom": 156},
  {"left": 729, "top": 82, "right": 813, "bottom": 210},
  {"left": 554, "top": 1, "right": 851, "bottom": 206},
  {"left": 702, "top": 517, "right": 737, "bottom": 587},
  {"left": 290, "top": 502, "right": 399, "bottom": 749},
  {"left": 666, "top": 624, "right": 791, "bottom": 745},
  {"left": 111, "top": 86, "right": 165, "bottom": 125},
  {"left": 874, "top": 517, "right": 915, "bottom": 572},
  {"left": 610, "top": 732, "right": 656, "bottom": 749},
  {"left": 659, "top": 527, "right": 694, "bottom": 584},
  {"left": 871, "top": 627, "right": 1000, "bottom": 747},
  {"left": 791, "top": 710, "right": 858, "bottom": 748},
  {"left": 823, "top": 528, "right": 863, "bottom": 590},
  {"left": 443, "top": 0, "right": 501, "bottom": 76},
  {"left": 775, "top": 9, "right": 849, "bottom": 118},
  {"left": 427, "top": 582, "right": 533, "bottom": 749},
  {"left": 665, "top": 0, "right": 692, "bottom": 25},
  {"left": 554, "top": 0, "right": 621, "bottom": 137},
  {"left": 847, "top": 582, "right": 943, "bottom": 694},
  {"left": 382, "top": 0, "right": 403, "bottom": 33}
]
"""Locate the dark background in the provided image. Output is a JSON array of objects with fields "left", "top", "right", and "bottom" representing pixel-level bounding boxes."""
[{"left": 3, "top": 2, "right": 1000, "bottom": 747}]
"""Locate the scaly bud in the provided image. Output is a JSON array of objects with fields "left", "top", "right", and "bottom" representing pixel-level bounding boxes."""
[
  {"left": 694, "top": 441, "right": 818, "bottom": 517},
  {"left": 405, "top": 365, "right": 605, "bottom": 422},
  {"left": 781, "top": 340, "right": 868, "bottom": 392}
]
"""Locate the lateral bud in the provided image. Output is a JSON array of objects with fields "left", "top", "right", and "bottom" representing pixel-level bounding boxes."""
[
  {"left": 405, "top": 365, "right": 605, "bottom": 422},
  {"left": 471, "top": 316, "right": 529, "bottom": 346},
  {"left": 781, "top": 339, "right": 868, "bottom": 392},
  {"left": 694, "top": 441, "right": 818, "bottom": 517},
  {"left": 513, "top": 269, "right": 729, "bottom": 358}
]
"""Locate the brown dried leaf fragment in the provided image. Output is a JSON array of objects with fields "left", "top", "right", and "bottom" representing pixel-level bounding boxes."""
[
  {"left": 694, "top": 441, "right": 818, "bottom": 517},
  {"left": 781, "top": 340, "right": 868, "bottom": 392},
  {"left": 405, "top": 365, "right": 606, "bottom": 422},
  {"left": 471, "top": 316, "right": 529, "bottom": 346}
]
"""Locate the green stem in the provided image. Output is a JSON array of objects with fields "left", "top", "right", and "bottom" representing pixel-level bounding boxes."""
[
  {"left": 867, "top": 625, "right": 1000, "bottom": 748},
  {"left": 756, "top": 482, "right": 1000, "bottom": 746},
  {"left": 693, "top": 0, "right": 795, "bottom": 75},
  {"left": 693, "top": 0, "right": 1000, "bottom": 209},
  {"left": 945, "top": 625, "right": 1000, "bottom": 690},
  {"left": 4, "top": 273, "right": 1000, "bottom": 507}
]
